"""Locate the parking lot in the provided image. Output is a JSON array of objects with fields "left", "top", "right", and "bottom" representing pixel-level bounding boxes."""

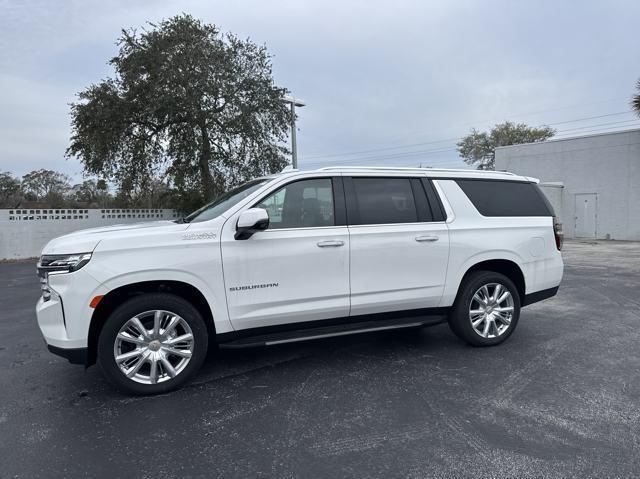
[{"left": 1, "top": 241, "right": 639, "bottom": 478}]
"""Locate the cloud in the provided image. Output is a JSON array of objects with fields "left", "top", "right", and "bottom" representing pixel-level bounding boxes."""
[{"left": 1, "top": 0, "right": 639, "bottom": 179}]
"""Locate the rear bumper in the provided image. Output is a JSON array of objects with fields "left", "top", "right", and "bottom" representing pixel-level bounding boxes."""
[
  {"left": 47, "top": 344, "right": 87, "bottom": 365},
  {"left": 523, "top": 286, "right": 559, "bottom": 306}
]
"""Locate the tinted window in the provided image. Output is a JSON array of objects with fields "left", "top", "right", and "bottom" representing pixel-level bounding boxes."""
[
  {"left": 421, "top": 178, "right": 447, "bottom": 221},
  {"left": 257, "top": 178, "right": 334, "bottom": 229},
  {"left": 456, "top": 180, "right": 553, "bottom": 217},
  {"left": 351, "top": 178, "right": 418, "bottom": 225}
]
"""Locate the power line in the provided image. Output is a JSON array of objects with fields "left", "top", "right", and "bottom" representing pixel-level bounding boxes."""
[
  {"left": 303, "top": 96, "right": 629, "bottom": 158},
  {"left": 553, "top": 124, "right": 640, "bottom": 139},
  {"left": 496, "top": 141, "right": 640, "bottom": 161},
  {"left": 545, "top": 111, "right": 635, "bottom": 127},
  {"left": 301, "top": 119, "right": 640, "bottom": 169},
  {"left": 404, "top": 124, "right": 640, "bottom": 167},
  {"left": 302, "top": 146, "right": 460, "bottom": 168},
  {"left": 303, "top": 120, "right": 639, "bottom": 167},
  {"left": 301, "top": 110, "right": 635, "bottom": 162},
  {"left": 553, "top": 118, "right": 640, "bottom": 134},
  {"left": 302, "top": 137, "right": 460, "bottom": 161}
]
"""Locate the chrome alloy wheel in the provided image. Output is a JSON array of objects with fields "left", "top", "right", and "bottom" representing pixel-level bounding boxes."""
[
  {"left": 114, "top": 310, "right": 194, "bottom": 385},
  {"left": 469, "top": 283, "right": 514, "bottom": 339}
]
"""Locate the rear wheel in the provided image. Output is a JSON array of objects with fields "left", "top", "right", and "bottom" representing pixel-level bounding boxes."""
[
  {"left": 97, "top": 293, "right": 208, "bottom": 395},
  {"left": 448, "top": 271, "right": 520, "bottom": 346}
]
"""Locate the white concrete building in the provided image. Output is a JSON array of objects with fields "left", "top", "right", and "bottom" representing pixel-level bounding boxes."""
[{"left": 495, "top": 129, "right": 640, "bottom": 240}]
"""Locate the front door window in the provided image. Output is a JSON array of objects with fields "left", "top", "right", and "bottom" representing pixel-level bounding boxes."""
[{"left": 257, "top": 178, "right": 334, "bottom": 229}]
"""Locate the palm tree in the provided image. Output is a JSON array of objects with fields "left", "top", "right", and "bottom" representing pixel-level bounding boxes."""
[{"left": 633, "top": 79, "right": 640, "bottom": 117}]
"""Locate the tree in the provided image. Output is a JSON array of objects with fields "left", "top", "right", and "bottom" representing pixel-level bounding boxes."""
[
  {"left": 21, "top": 169, "right": 71, "bottom": 205},
  {"left": 95, "top": 179, "right": 112, "bottom": 208},
  {"left": 70, "top": 179, "right": 106, "bottom": 206},
  {"left": 0, "top": 171, "right": 22, "bottom": 207},
  {"left": 67, "top": 14, "right": 291, "bottom": 210},
  {"left": 633, "top": 79, "right": 640, "bottom": 117},
  {"left": 457, "top": 122, "right": 555, "bottom": 170}
]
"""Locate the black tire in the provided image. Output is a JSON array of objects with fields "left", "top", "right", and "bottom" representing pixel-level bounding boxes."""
[
  {"left": 448, "top": 271, "right": 521, "bottom": 347},
  {"left": 97, "top": 293, "right": 208, "bottom": 395}
]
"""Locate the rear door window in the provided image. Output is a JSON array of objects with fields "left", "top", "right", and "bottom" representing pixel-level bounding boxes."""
[
  {"left": 456, "top": 180, "right": 553, "bottom": 217},
  {"left": 350, "top": 177, "right": 418, "bottom": 225}
]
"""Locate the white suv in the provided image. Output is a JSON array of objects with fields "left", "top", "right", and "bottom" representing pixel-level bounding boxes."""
[{"left": 36, "top": 167, "right": 564, "bottom": 394}]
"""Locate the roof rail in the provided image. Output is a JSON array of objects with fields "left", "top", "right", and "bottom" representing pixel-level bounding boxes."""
[{"left": 318, "top": 166, "right": 516, "bottom": 175}]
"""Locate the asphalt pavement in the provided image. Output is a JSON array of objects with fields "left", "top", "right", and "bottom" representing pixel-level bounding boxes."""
[{"left": 1, "top": 240, "right": 639, "bottom": 478}]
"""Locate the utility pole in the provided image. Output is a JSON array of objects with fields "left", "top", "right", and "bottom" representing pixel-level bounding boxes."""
[{"left": 283, "top": 96, "right": 305, "bottom": 168}]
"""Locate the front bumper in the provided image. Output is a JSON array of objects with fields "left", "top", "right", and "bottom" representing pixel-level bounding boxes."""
[
  {"left": 35, "top": 267, "right": 106, "bottom": 363},
  {"left": 36, "top": 293, "right": 89, "bottom": 364},
  {"left": 47, "top": 344, "right": 87, "bottom": 365},
  {"left": 36, "top": 294, "right": 83, "bottom": 349}
]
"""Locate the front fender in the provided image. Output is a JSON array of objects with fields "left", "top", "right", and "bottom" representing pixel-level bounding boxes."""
[{"left": 92, "top": 268, "right": 231, "bottom": 335}]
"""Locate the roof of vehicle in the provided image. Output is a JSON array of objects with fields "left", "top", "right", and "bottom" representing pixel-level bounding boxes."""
[{"left": 280, "top": 166, "right": 538, "bottom": 183}]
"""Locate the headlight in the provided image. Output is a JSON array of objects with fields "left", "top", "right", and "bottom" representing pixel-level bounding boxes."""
[{"left": 38, "top": 253, "right": 92, "bottom": 273}]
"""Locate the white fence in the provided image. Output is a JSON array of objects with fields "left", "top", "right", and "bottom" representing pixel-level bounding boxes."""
[{"left": 0, "top": 208, "right": 179, "bottom": 260}]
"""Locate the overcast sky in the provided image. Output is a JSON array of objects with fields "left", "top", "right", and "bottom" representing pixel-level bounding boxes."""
[{"left": 1, "top": 0, "right": 639, "bottom": 181}]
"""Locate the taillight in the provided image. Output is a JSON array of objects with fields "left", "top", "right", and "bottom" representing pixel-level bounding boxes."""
[{"left": 553, "top": 217, "right": 563, "bottom": 251}]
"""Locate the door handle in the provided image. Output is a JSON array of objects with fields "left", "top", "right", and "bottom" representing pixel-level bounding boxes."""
[
  {"left": 317, "top": 240, "right": 345, "bottom": 248},
  {"left": 415, "top": 235, "right": 439, "bottom": 242}
]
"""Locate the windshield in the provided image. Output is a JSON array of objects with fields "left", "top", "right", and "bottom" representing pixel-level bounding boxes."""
[{"left": 183, "top": 179, "right": 269, "bottom": 223}]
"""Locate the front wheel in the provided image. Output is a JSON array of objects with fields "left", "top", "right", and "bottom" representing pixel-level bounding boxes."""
[
  {"left": 448, "top": 271, "right": 521, "bottom": 347},
  {"left": 97, "top": 293, "right": 208, "bottom": 395}
]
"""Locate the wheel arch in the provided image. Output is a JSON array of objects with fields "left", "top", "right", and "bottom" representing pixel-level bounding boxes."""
[
  {"left": 456, "top": 259, "right": 526, "bottom": 305},
  {"left": 87, "top": 280, "right": 215, "bottom": 367}
]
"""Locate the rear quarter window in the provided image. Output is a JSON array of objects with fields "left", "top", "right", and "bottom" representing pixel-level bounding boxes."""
[{"left": 456, "top": 179, "right": 553, "bottom": 217}]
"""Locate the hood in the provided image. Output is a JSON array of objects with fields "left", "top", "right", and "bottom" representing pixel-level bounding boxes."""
[{"left": 41, "top": 220, "right": 189, "bottom": 255}]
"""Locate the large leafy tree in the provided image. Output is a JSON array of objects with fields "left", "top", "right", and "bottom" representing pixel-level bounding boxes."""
[
  {"left": 21, "top": 169, "right": 71, "bottom": 202},
  {"left": 457, "top": 121, "right": 555, "bottom": 170},
  {"left": 67, "top": 14, "right": 291, "bottom": 210},
  {"left": 633, "top": 79, "right": 640, "bottom": 117}
]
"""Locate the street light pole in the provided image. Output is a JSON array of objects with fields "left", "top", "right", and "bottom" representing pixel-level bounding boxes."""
[
  {"left": 283, "top": 96, "right": 305, "bottom": 169},
  {"left": 289, "top": 101, "right": 298, "bottom": 169}
]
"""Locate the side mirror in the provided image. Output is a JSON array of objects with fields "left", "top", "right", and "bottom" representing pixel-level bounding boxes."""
[{"left": 235, "top": 208, "right": 269, "bottom": 240}]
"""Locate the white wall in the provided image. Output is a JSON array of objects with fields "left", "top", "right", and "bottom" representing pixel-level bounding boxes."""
[
  {"left": 495, "top": 129, "right": 640, "bottom": 240},
  {"left": 0, "top": 208, "right": 179, "bottom": 260}
]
